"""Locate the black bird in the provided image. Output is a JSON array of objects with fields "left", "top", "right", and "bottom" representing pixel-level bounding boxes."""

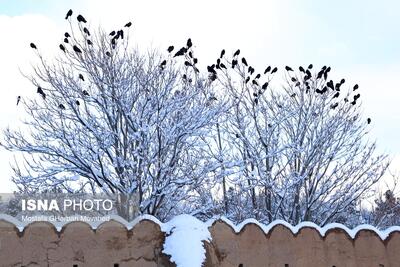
[
  {"left": 64, "top": 32, "right": 70, "bottom": 38},
  {"left": 327, "top": 80, "right": 334, "bottom": 90},
  {"left": 231, "top": 59, "right": 238, "bottom": 68},
  {"left": 291, "top": 77, "right": 297, "bottom": 82},
  {"left": 255, "top": 73, "right": 261, "bottom": 79},
  {"left": 187, "top": 38, "right": 192, "bottom": 48},
  {"left": 79, "top": 74, "right": 84, "bottom": 81},
  {"left": 174, "top": 47, "right": 187, "bottom": 57},
  {"left": 73, "top": 45, "right": 82, "bottom": 54},
  {"left": 340, "top": 78, "right": 345, "bottom": 84},
  {"left": 367, "top": 118, "right": 371, "bottom": 124},
  {"left": 160, "top": 60, "right": 167, "bottom": 68},
  {"left": 109, "top": 31, "right": 116, "bottom": 36},
  {"left": 207, "top": 65, "right": 216, "bottom": 74},
  {"left": 299, "top": 66, "right": 305, "bottom": 73},
  {"left": 317, "top": 70, "right": 323, "bottom": 79},
  {"left": 59, "top": 44, "right": 66, "bottom": 53},
  {"left": 83, "top": 27, "right": 90, "bottom": 36},
  {"left": 333, "top": 92, "right": 340, "bottom": 98},
  {"left": 330, "top": 103, "right": 338, "bottom": 109},
  {"left": 252, "top": 80, "right": 258, "bottom": 86},
  {"left": 65, "top": 9, "right": 73, "bottom": 20},
  {"left": 64, "top": 38, "right": 69, "bottom": 43},
  {"left": 124, "top": 21, "right": 132, "bottom": 27},
  {"left": 77, "top": 14, "right": 87, "bottom": 23},
  {"left": 351, "top": 100, "right": 356, "bottom": 105},
  {"left": 325, "top": 66, "right": 331, "bottom": 73},
  {"left": 271, "top": 67, "right": 278, "bottom": 74},
  {"left": 264, "top": 66, "right": 271, "bottom": 74},
  {"left": 308, "top": 64, "right": 313, "bottom": 69},
  {"left": 106, "top": 51, "right": 111, "bottom": 57},
  {"left": 233, "top": 49, "right": 240, "bottom": 57},
  {"left": 248, "top": 66, "right": 255, "bottom": 75},
  {"left": 290, "top": 93, "right": 296, "bottom": 97},
  {"left": 167, "top": 46, "right": 174, "bottom": 53},
  {"left": 16, "top": 96, "right": 21, "bottom": 106},
  {"left": 76, "top": 100, "right": 80, "bottom": 106},
  {"left": 193, "top": 58, "right": 198, "bottom": 64},
  {"left": 58, "top": 104, "right": 66, "bottom": 110},
  {"left": 37, "top": 87, "right": 46, "bottom": 99},
  {"left": 116, "top": 30, "right": 124, "bottom": 39},
  {"left": 87, "top": 39, "right": 93, "bottom": 45},
  {"left": 306, "top": 69, "right": 311, "bottom": 77},
  {"left": 262, "top": 82, "right": 269, "bottom": 90},
  {"left": 220, "top": 63, "right": 226, "bottom": 69},
  {"left": 245, "top": 77, "right": 250, "bottom": 83},
  {"left": 353, "top": 84, "right": 359, "bottom": 91},
  {"left": 184, "top": 61, "right": 192, "bottom": 67},
  {"left": 83, "top": 90, "right": 89, "bottom": 96},
  {"left": 30, "top": 43, "right": 37, "bottom": 49},
  {"left": 220, "top": 49, "right": 225, "bottom": 58},
  {"left": 354, "top": 93, "right": 361, "bottom": 100},
  {"left": 285, "top": 66, "right": 293, "bottom": 72},
  {"left": 241, "top": 57, "right": 248, "bottom": 66}
]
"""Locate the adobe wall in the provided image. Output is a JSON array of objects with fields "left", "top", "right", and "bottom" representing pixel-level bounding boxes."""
[{"left": 0, "top": 217, "right": 399, "bottom": 267}]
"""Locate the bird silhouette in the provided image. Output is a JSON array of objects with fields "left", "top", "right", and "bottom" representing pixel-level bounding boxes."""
[
  {"left": 167, "top": 46, "right": 174, "bottom": 53},
  {"left": 64, "top": 38, "right": 69, "bottom": 43},
  {"left": 193, "top": 58, "right": 198, "bottom": 64},
  {"left": 64, "top": 32, "right": 70, "bottom": 38},
  {"left": 291, "top": 77, "right": 297, "bottom": 82},
  {"left": 340, "top": 78, "right": 345, "bottom": 84},
  {"left": 220, "top": 49, "right": 225, "bottom": 58},
  {"left": 231, "top": 59, "right": 238, "bottom": 68},
  {"left": 174, "top": 47, "right": 187, "bottom": 57},
  {"left": 77, "top": 15, "right": 87, "bottom": 23},
  {"left": 255, "top": 74, "right": 261, "bottom": 79},
  {"left": 299, "top": 66, "right": 305, "bottom": 73},
  {"left": 264, "top": 66, "right": 271, "bottom": 74},
  {"left": 16, "top": 96, "right": 21, "bottom": 106},
  {"left": 58, "top": 104, "right": 66, "bottom": 110},
  {"left": 252, "top": 80, "right": 258, "bottom": 86},
  {"left": 354, "top": 93, "right": 361, "bottom": 100},
  {"left": 233, "top": 49, "right": 240, "bottom": 57},
  {"left": 353, "top": 84, "right": 359, "bottom": 91},
  {"left": 245, "top": 77, "right": 250, "bottom": 83},
  {"left": 330, "top": 103, "right": 338, "bottom": 109},
  {"left": 30, "top": 43, "right": 37, "bottom": 49},
  {"left": 76, "top": 100, "right": 80, "bottom": 106},
  {"left": 285, "top": 66, "right": 293, "bottom": 72},
  {"left": 83, "top": 90, "right": 89, "bottom": 96},
  {"left": 367, "top": 118, "right": 371, "bottom": 124},
  {"left": 333, "top": 92, "right": 340, "bottom": 98},
  {"left": 79, "top": 74, "right": 84, "bottom": 81},
  {"left": 73, "top": 45, "right": 82, "bottom": 54},
  {"left": 106, "top": 51, "right": 111, "bottom": 57},
  {"left": 83, "top": 27, "right": 90, "bottom": 36},
  {"left": 290, "top": 93, "right": 296, "bottom": 97},
  {"left": 124, "top": 22, "right": 132, "bottom": 27},
  {"left": 65, "top": 9, "right": 73, "bottom": 20},
  {"left": 248, "top": 66, "right": 255, "bottom": 75},
  {"left": 160, "top": 60, "right": 167, "bottom": 68},
  {"left": 116, "top": 30, "right": 124, "bottom": 39},
  {"left": 59, "top": 44, "right": 66, "bottom": 53},
  {"left": 241, "top": 57, "right": 248, "bottom": 66},
  {"left": 207, "top": 65, "right": 216, "bottom": 74},
  {"left": 271, "top": 67, "right": 278, "bottom": 74},
  {"left": 87, "top": 40, "right": 92, "bottom": 45},
  {"left": 109, "top": 31, "right": 116, "bottom": 36},
  {"left": 184, "top": 61, "right": 192, "bottom": 67},
  {"left": 220, "top": 63, "right": 226, "bottom": 69},
  {"left": 308, "top": 64, "right": 313, "bottom": 69},
  {"left": 262, "top": 82, "right": 268, "bottom": 90},
  {"left": 37, "top": 87, "right": 46, "bottom": 99},
  {"left": 187, "top": 38, "right": 192, "bottom": 48}
]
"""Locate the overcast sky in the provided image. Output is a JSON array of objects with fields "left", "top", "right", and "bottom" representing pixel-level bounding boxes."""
[{"left": 0, "top": 0, "right": 399, "bottom": 192}]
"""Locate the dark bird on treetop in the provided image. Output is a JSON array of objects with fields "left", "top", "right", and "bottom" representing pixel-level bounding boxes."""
[
  {"left": 73, "top": 45, "right": 82, "bottom": 54},
  {"left": 264, "top": 66, "right": 271, "bottom": 74},
  {"left": 241, "top": 57, "right": 248, "bottom": 66},
  {"left": 83, "top": 90, "right": 89, "bottom": 96},
  {"left": 285, "top": 66, "right": 293, "bottom": 72},
  {"left": 262, "top": 82, "right": 269, "bottom": 90},
  {"left": 291, "top": 93, "right": 296, "bottom": 97},
  {"left": 167, "top": 46, "right": 174, "bottom": 53},
  {"left": 79, "top": 74, "right": 84, "bottom": 81},
  {"left": 252, "top": 80, "right": 258, "bottom": 86},
  {"left": 245, "top": 77, "right": 250, "bottom": 83},
  {"left": 308, "top": 64, "right": 313, "bottom": 69},
  {"left": 184, "top": 61, "right": 192, "bottom": 67},
  {"left": 64, "top": 32, "right": 70, "bottom": 38},
  {"left": 333, "top": 92, "right": 340, "bottom": 98},
  {"left": 233, "top": 49, "right": 240, "bottom": 57},
  {"left": 64, "top": 38, "right": 69, "bottom": 43},
  {"left": 255, "top": 74, "right": 261, "bottom": 79},
  {"left": 106, "top": 51, "right": 111, "bottom": 57},
  {"left": 231, "top": 59, "right": 238, "bottom": 68},
  {"left": 271, "top": 67, "right": 278, "bottom": 74},
  {"left": 37, "top": 87, "right": 46, "bottom": 99},
  {"left": 367, "top": 118, "right": 371, "bottom": 124},
  {"left": 330, "top": 102, "right": 338, "bottom": 109},
  {"left": 187, "top": 38, "right": 192, "bottom": 48},
  {"left": 124, "top": 21, "right": 132, "bottom": 27},
  {"left": 109, "top": 31, "right": 116, "bottom": 36},
  {"left": 83, "top": 27, "right": 90, "bottom": 36},
  {"left": 16, "top": 96, "right": 21, "bottom": 106},
  {"left": 220, "top": 49, "right": 225, "bottom": 58},
  {"left": 353, "top": 84, "right": 359, "bottom": 91},
  {"left": 65, "top": 9, "right": 73, "bottom": 20},
  {"left": 59, "top": 44, "right": 66, "bottom": 53},
  {"left": 58, "top": 104, "right": 66, "bottom": 110},
  {"left": 340, "top": 78, "right": 345, "bottom": 84},
  {"left": 76, "top": 100, "right": 80, "bottom": 106},
  {"left": 30, "top": 43, "right": 37, "bottom": 49},
  {"left": 291, "top": 77, "right": 297, "bottom": 82},
  {"left": 160, "top": 60, "right": 167, "bottom": 67},
  {"left": 299, "top": 66, "right": 305, "bottom": 73},
  {"left": 77, "top": 14, "right": 87, "bottom": 23},
  {"left": 174, "top": 47, "right": 187, "bottom": 57},
  {"left": 220, "top": 63, "right": 226, "bottom": 69},
  {"left": 87, "top": 39, "right": 92, "bottom": 45}
]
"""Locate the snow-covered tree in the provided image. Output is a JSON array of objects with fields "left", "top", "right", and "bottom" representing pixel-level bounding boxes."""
[{"left": 1, "top": 15, "right": 225, "bottom": 220}]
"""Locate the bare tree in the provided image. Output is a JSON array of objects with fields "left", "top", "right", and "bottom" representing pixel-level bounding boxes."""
[{"left": 1, "top": 16, "right": 224, "bottom": 220}]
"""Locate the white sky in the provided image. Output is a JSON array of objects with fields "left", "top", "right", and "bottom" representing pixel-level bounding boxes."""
[{"left": 0, "top": 0, "right": 399, "bottom": 192}]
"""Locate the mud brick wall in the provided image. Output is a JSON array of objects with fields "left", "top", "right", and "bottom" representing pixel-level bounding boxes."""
[{"left": 0, "top": 218, "right": 399, "bottom": 267}]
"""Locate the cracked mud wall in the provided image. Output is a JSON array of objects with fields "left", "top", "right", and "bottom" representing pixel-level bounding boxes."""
[{"left": 0, "top": 219, "right": 400, "bottom": 267}]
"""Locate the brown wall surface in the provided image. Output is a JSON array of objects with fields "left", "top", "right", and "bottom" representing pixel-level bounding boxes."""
[{"left": 0, "top": 218, "right": 399, "bottom": 267}]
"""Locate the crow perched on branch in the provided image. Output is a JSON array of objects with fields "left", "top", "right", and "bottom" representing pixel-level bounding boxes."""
[
  {"left": 73, "top": 45, "right": 82, "bottom": 54},
  {"left": 77, "top": 14, "right": 87, "bottom": 23},
  {"left": 59, "top": 44, "right": 66, "bottom": 53},
  {"left": 124, "top": 21, "right": 132, "bottom": 27},
  {"left": 65, "top": 9, "right": 73, "bottom": 20},
  {"left": 37, "top": 87, "right": 46, "bottom": 99},
  {"left": 30, "top": 43, "right": 37, "bottom": 49},
  {"left": 167, "top": 46, "right": 174, "bottom": 53}
]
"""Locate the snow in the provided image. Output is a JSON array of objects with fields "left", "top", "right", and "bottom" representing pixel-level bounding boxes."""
[{"left": 161, "top": 214, "right": 211, "bottom": 267}]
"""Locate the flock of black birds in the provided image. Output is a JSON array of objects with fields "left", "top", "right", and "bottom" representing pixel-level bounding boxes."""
[{"left": 25, "top": 9, "right": 372, "bottom": 125}]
